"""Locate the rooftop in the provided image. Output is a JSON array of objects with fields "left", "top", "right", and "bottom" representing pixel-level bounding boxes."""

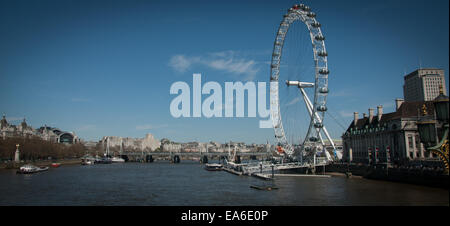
[{"left": 347, "top": 101, "right": 435, "bottom": 132}]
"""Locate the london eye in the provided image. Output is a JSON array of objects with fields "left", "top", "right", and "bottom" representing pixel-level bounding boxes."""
[{"left": 270, "top": 3, "right": 338, "bottom": 163}]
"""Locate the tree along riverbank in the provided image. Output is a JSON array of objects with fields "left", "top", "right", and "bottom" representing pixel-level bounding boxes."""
[{"left": 0, "top": 137, "right": 87, "bottom": 167}]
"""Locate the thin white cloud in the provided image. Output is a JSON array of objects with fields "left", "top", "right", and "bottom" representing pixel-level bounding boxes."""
[
  {"left": 168, "top": 55, "right": 195, "bottom": 73},
  {"left": 168, "top": 50, "right": 260, "bottom": 81},
  {"left": 286, "top": 97, "right": 301, "bottom": 106},
  {"left": 77, "top": 125, "right": 97, "bottom": 131},
  {"left": 136, "top": 124, "right": 168, "bottom": 130},
  {"left": 339, "top": 110, "right": 354, "bottom": 118}
]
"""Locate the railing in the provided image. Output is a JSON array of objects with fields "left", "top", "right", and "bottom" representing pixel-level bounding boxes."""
[
  {"left": 118, "top": 152, "right": 271, "bottom": 157},
  {"left": 239, "top": 157, "right": 330, "bottom": 175}
]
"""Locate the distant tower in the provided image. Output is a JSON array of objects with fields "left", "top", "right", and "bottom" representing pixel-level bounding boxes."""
[
  {"left": 19, "top": 117, "right": 28, "bottom": 133},
  {"left": 21, "top": 117, "right": 27, "bottom": 128},
  {"left": 1, "top": 114, "right": 8, "bottom": 129}
]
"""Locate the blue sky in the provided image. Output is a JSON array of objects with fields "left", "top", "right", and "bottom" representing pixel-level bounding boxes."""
[{"left": 0, "top": 0, "right": 448, "bottom": 144}]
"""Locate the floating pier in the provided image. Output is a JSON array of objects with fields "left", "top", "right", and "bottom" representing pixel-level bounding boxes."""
[
  {"left": 250, "top": 185, "right": 279, "bottom": 191},
  {"left": 223, "top": 167, "right": 243, "bottom": 176},
  {"left": 252, "top": 173, "right": 274, "bottom": 180},
  {"left": 273, "top": 174, "right": 331, "bottom": 178}
]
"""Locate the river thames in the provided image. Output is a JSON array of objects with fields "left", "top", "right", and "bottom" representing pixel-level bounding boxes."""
[{"left": 0, "top": 161, "right": 448, "bottom": 206}]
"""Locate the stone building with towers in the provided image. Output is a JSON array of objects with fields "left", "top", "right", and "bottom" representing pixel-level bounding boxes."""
[
  {"left": 1, "top": 114, "right": 80, "bottom": 144},
  {"left": 1, "top": 115, "right": 36, "bottom": 139}
]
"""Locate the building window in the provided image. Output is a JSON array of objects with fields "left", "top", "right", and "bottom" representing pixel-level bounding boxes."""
[
  {"left": 408, "top": 136, "right": 413, "bottom": 149},
  {"left": 415, "top": 135, "right": 421, "bottom": 149}
]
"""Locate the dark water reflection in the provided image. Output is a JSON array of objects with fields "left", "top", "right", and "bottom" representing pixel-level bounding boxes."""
[{"left": 0, "top": 161, "right": 447, "bottom": 206}]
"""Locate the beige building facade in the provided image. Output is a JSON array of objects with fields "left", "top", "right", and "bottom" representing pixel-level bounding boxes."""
[
  {"left": 342, "top": 101, "right": 439, "bottom": 165},
  {"left": 403, "top": 68, "right": 446, "bottom": 102}
]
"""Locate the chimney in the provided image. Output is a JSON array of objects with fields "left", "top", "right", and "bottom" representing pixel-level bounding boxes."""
[
  {"left": 395, "top": 98, "right": 404, "bottom": 111},
  {"left": 368, "top": 108, "right": 374, "bottom": 123},
  {"left": 353, "top": 112, "right": 359, "bottom": 126},
  {"left": 363, "top": 113, "right": 367, "bottom": 118},
  {"left": 377, "top": 105, "right": 383, "bottom": 121}
]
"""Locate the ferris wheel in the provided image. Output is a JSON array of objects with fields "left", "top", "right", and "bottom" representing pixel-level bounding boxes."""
[{"left": 270, "top": 3, "right": 337, "bottom": 162}]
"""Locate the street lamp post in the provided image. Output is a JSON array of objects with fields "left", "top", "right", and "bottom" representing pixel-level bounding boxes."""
[
  {"left": 417, "top": 86, "right": 449, "bottom": 175},
  {"left": 14, "top": 144, "right": 20, "bottom": 163},
  {"left": 386, "top": 146, "right": 391, "bottom": 175}
]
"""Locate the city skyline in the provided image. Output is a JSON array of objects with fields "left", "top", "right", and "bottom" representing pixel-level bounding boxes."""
[{"left": 0, "top": 0, "right": 449, "bottom": 143}]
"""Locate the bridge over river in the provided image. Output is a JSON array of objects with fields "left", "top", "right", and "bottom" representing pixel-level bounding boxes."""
[
  {"left": 118, "top": 151, "right": 329, "bottom": 177},
  {"left": 118, "top": 151, "right": 272, "bottom": 163}
]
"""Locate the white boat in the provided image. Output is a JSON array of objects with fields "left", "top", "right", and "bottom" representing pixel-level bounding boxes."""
[
  {"left": 83, "top": 160, "right": 94, "bottom": 165},
  {"left": 81, "top": 158, "right": 94, "bottom": 165},
  {"left": 17, "top": 164, "right": 49, "bottom": 174},
  {"left": 95, "top": 157, "right": 112, "bottom": 164},
  {"left": 204, "top": 163, "right": 223, "bottom": 171},
  {"left": 96, "top": 137, "right": 113, "bottom": 164},
  {"left": 111, "top": 156, "right": 125, "bottom": 163},
  {"left": 81, "top": 155, "right": 96, "bottom": 165},
  {"left": 111, "top": 138, "right": 125, "bottom": 163}
]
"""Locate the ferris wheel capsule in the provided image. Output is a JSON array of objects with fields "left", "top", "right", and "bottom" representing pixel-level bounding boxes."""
[
  {"left": 315, "top": 35, "right": 325, "bottom": 41},
  {"left": 318, "top": 51, "right": 328, "bottom": 57},
  {"left": 317, "top": 105, "right": 328, "bottom": 112},
  {"left": 319, "top": 69, "right": 330, "bottom": 75},
  {"left": 307, "top": 12, "right": 316, "bottom": 18},
  {"left": 311, "top": 22, "right": 321, "bottom": 28},
  {"left": 319, "top": 87, "right": 329, "bottom": 94}
]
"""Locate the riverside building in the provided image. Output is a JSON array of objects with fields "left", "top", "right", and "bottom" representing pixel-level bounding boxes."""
[
  {"left": 342, "top": 68, "right": 447, "bottom": 165},
  {"left": 341, "top": 102, "right": 441, "bottom": 165},
  {"left": 1, "top": 114, "right": 79, "bottom": 144}
]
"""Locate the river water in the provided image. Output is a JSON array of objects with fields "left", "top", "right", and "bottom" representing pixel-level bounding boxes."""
[{"left": 0, "top": 161, "right": 448, "bottom": 206}]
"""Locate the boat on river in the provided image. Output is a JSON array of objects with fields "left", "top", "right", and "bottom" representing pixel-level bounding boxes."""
[
  {"left": 16, "top": 164, "right": 49, "bottom": 174},
  {"left": 98, "top": 137, "right": 123, "bottom": 164},
  {"left": 111, "top": 138, "right": 125, "bottom": 163},
  {"left": 81, "top": 155, "right": 96, "bottom": 165},
  {"left": 95, "top": 157, "right": 112, "bottom": 164},
  {"left": 204, "top": 163, "right": 223, "bottom": 171},
  {"left": 111, "top": 156, "right": 125, "bottom": 163},
  {"left": 250, "top": 185, "right": 279, "bottom": 191},
  {"left": 51, "top": 163, "right": 61, "bottom": 168}
]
